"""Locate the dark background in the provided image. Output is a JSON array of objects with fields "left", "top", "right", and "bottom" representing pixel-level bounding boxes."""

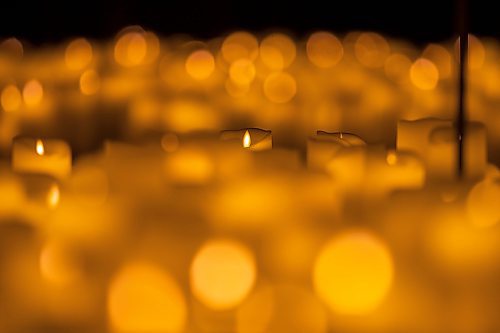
[{"left": 0, "top": 0, "right": 496, "bottom": 44}]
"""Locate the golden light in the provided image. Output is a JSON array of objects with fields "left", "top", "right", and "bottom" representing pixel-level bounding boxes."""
[
  {"left": 161, "top": 133, "right": 180, "bottom": 153},
  {"left": 422, "top": 43, "right": 452, "bottom": 79},
  {"left": 221, "top": 31, "right": 259, "bottom": 63},
  {"left": 229, "top": 58, "right": 256, "bottom": 85},
  {"left": 79, "top": 69, "right": 100, "bottom": 95},
  {"left": 243, "top": 130, "right": 251, "bottom": 148},
  {"left": 384, "top": 53, "right": 411, "bottom": 84},
  {"left": 36, "top": 139, "right": 45, "bottom": 155},
  {"left": 410, "top": 58, "right": 439, "bottom": 90},
  {"left": 225, "top": 78, "right": 250, "bottom": 98},
  {"left": 1, "top": 84, "right": 22, "bottom": 112},
  {"left": 354, "top": 32, "right": 390, "bottom": 68},
  {"left": 260, "top": 33, "right": 296, "bottom": 70},
  {"left": 22, "top": 79, "right": 44, "bottom": 106},
  {"left": 185, "top": 50, "right": 215, "bottom": 80},
  {"left": 40, "top": 241, "right": 79, "bottom": 285},
  {"left": 466, "top": 178, "right": 500, "bottom": 228},
  {"left": 386, "top": 150, "right": 398, "bottom": 165},
  {"left": 0, "top": 37, "right": 23, "bottom": 58},
  {"left": 469, "top": 34, "right": 485, "bottom": 70},
  {"left": 263, "top": 72, "right": 297, "bottom": 103},
  {"left": 65, "top": 38, "right": 93, "bottom": 70},
  {"left": 306, "top": 31, "right": 343, "bottom": 68},
  {"left": 47, "top": 183, "right": 60, "bottom": 209},
  {"left": 164, "top": 148, "right": 215, "bottom": 185},
  {"left": 190, "top": 239, "right": 256, "bottom": 310},
  {"left": 313, "top": 230, "right": 394, "bottom": 315},
  {"left": 107, "top": 262, "right": 187, "bottom": 333},
  {"left": 114, "top": 32, "right": 147, "bottom": 67}
]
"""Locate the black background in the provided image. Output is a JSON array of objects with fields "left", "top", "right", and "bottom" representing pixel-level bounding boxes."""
[{"left": 0, "top": 0, "right": 497, "bottom": 44}]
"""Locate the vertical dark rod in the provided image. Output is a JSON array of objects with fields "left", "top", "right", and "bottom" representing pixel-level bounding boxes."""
[{"left": 457, "top": 0, "right": 468, "bottom": 178}]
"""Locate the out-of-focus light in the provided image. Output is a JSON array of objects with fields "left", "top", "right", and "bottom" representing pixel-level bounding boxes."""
[
  {"left": 355, "top": 32, "right": 390, "bottom": 68},
  {"left": 423, "top": 44, "right": 452, "bottom": 79},
  {"left": 263, "top": 72, "right": 297, "bottom": 103},
  {"left": 386, "top": 150, "right": 398, "bottom": 165},
  {"left": 36, "top": 139, "right": 45, "bottom": 155},
  {"left": 229, "top": 58, "right": 256, "bottom": 85},
  {"left": 115, "top": 32, "right": 147, "bottom": 67},
  {"left": 108, "top": 262, "right": 187, "bottom": 333},
  {"left": 225, "top": 79, "right": 250, "bottom": 98},
  {"left": 40, "top": 241, "right": 79, "bottom": 286},
  {"left": 384, "top": 53, "right": 411, "bottom": 84},
  {"left": 79, "top": 69, "right": 100, "bottom": 95},
  {"left": 185, "top": 50, "right": 215, "bottom": 80},
  {"left": 22, "top": 79, "right": 43, "bottom": 106},
  {"left": 1, "top": 84, "right": 22, "bottom": 112},
  {"left": 164, "top": 148, "right": 214, "bottom": 185},
  {"left": 221, "top": 32, "right": 259, "bottom": 63},
  {"left": 47, "top": 183, "right": 60, "bottom": 209},
  {"left": 65, "top": 38, "right": 93, "bottom": 70},
  {"left": 313, "top": 230, "right": 394, "bottom": 315},
  {"left": 466, "top": 178, "right": 500, "bottom": 228},
  {"left": 161, "top": 133, "right": 180, "bottom": 153},
  {"left": 0, "top": 37, "right": 23, "bottom": 58},
  {"left": 260, "top": 33, "right": 296, "bottom": 70},
  {"left": 243, "top": 130, "right": 251, "bottom": 148},
  {"left": 469, "top": 35, "right": 485, "bottom": 70},
  {"left": 190, "top": 239, "right": 256, "bottom": 310},
  {"left": 410, "top": 58, "right": 439, "bottom": 90},
  {"left": 306, "top": 32, "right": 343, "bottom": 68}
]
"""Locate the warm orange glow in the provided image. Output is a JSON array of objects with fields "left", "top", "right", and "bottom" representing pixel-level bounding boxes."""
[
  {"left": 260, "top": 33, "right": 296, "bottom": 70},
  {"left": 221, "top": 31, "right": 259, "bottom": 63},
  {"left": 423, "top": 44, "right": 452, "bottom": 79},
  {"left": 164, "top": 148, "right": 214, "bottom": 185},
  {"left": 185, "top": 50, "right": 215, "bottom": 80},
  {"left": 190, "top": 239, "right": 256, "bottom": 310},
  {"left": 410, "top": 58, "right": 439, "bottom": 90},
  {"left": 313, "top": 230, "right": 394, "bottom": 315},
  {"left": 114, "top": 32, "right": 147, "bottom": 67},
  {"left": 40, "top": 241, "right": 78, "bottom": 285},
  {"left": 79, "top": 69, "right": 100, "bottom": 95},
  {"left": 47, "top": 183, "right": 60, "bottom": 209},
  {"left": 469, "top": 34, "right": 485, "bottom": 70},
  {"left": 306, "top": 31, "right": 343, "bottom": 68},
  {"left": 36, "top": 139, "right": 45, "bottom": 155},
  {"left": 108, "top": 262, "right": 187, "bottom": 333},
  {"left": 466, "top": 178, "right": 500, "bottom": 228},
  {"left": 243, "top": 130, "right": 251, "bottom": 148},
  {"left": 161, "top": 133, "right": 180, "bottom": 153},
  {"left": 65, "top": 38, "right": 93, "bottom": 70},
  {"left": 229, "top": 58, "right": 256, "bottom": 85},
  {"left": 355, "top": 32, "right": 390, "bottom": 68},
  {"left": 0, "top": 37, "right": 23, "bottom": 58},
  {"left": 263, "top": 72, "right": 297, "bottom": 103},
  {"left": 1, "top": 84, "right": 22, "bottom": 112},
  {"left": 386, "top": 150, "right": 398, "bottom": 165},
  {"left": 23, "top": 79, "right": 43, "bottom": 106},
  {"left": 384, "top": 53, "right": 411, "bottom": 84}
]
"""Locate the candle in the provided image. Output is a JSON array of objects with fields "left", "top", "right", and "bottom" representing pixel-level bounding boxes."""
[
  {"left": 220, "top": 128, "right": 273, "bottom": 151},
  {"left": 307, "top": 131, "right": 366, "bottom": 171},
  {"left": 12, "top": 137, "right": 72, "bottom": 179}
]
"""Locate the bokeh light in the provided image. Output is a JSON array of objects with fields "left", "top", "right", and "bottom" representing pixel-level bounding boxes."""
[
  {"left": 79, "top": 69, "right": 100, "bottom": 95},
  {"left": 190, "top": 239, "right": 256, "bottom": 310},
  {"left": 65, "top": 38, "right": 93, "bottom": 70},
  {"left": 108, "top": 262, "right": 187, "bottom": 333},
  {"left": 221, "top": 31, "right": 259, "bottom": 63},
  {"left": 22, "top": 80, "right": 43, "bottom": 107},
  {"left": 410, "top": 58, "right": 439, "bottom": 90},
  {"left": 306, "top": 31, "right": 343, "bottom": 68},
  {"left": 260, "top": 33, "right": 296, "bottom": 70},
  {"left": 1, "top": 84, "right": 22, "bottom": 112},
  {"left": 313, "top": 230, "right": 394, "bottom": 315},
  {"left": 185, "top": 50, "right": 215, "bottom": 80},
  {"left": 263, "top": 72, "right": 297, "bottom": 103}
]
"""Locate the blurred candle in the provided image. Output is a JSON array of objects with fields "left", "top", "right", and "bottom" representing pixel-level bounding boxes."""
[
  {"left": 307, "top": 131, "right": 366, "bottom": 171},
  {"left": 220, "top": 128, "right": 273, "bottom": 151},
  {"left": 12, "top": 137, "right": 72, "bottom": 179}
]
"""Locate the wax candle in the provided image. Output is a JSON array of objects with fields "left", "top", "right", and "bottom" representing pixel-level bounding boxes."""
[
  {"left": 220, "top": 128, "right": 273, "bottom": 151},
  {"left": 12, "top": 137, "right": 72, "bottom": 179},
  {"left": 307, "top": 131, "right": 366, "bottom": 171}
]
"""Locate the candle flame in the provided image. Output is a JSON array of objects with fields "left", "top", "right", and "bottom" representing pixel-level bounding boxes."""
[
  {"left": 36, "top": 139, "right": 45, "bottom": 155},
  {"left": 47, "top": 184, "right": 60, "bottom": 209},
  {"left": 243, "top": 130, "right": 251, "bottom": 148}
]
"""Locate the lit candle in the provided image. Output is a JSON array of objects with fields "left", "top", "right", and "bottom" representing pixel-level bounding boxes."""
[
  {"left": 307, "top": 131, "right": 366, "bottom": 171},
  {"left": 220, "top": 128, "right": 272, "bottom": 151},
  {"left": 12, "top": 137, "right": 72, "bottom": 179}
]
